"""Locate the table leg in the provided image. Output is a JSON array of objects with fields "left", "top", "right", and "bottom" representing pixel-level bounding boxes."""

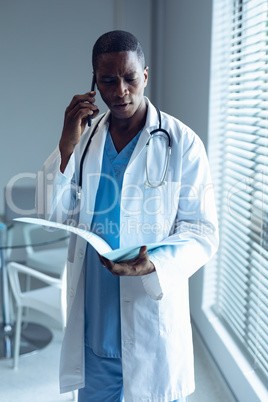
[{"left": 0, "top": 242, "right": 12, "bottom": 358}]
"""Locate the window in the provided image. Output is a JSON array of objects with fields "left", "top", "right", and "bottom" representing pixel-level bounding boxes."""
[{"left": 204, "top": 0, "right": 267, "bottom": 398}]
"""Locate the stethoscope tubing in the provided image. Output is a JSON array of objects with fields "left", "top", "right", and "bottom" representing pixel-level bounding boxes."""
[{"left": 77, "top": 106, "right": 172, "bottom": 199}]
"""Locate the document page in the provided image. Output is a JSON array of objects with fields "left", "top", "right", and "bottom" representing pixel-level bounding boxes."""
[{"left": 15, "top": 217, "right": 178, "bottom": 262}]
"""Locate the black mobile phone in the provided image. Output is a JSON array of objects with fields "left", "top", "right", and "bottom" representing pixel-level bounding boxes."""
[{"left": 88, "top": 75, "right": 96, "bottom": 127}]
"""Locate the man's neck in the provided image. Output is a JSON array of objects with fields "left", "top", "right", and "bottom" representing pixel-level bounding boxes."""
[{"left": 109, "top": 103, "right": 147, "bottom": 153}]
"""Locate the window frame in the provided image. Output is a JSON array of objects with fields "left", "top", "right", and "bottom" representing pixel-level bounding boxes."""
[{"left": 190, "top": 1, "right": 268, "bottom": 401}]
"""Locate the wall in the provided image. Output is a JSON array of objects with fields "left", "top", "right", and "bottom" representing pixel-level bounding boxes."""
[
  {"left": 160, "top": 0, "right": 213, "bottom": 148},
  {"left": 0, "top": 0, "right": 152, "bottom": 216}
]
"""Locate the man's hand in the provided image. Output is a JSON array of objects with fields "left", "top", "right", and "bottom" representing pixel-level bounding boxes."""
[
  {"left": 59, "top": 91, "right": 99, "bottom": 172},
  {"left": 98, "top": 246, "right": 156, "bottom": 276}
]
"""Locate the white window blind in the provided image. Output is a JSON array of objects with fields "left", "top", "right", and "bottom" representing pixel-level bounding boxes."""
[{"left": 208, "top": 0, "right": 268, "bottom": 386}]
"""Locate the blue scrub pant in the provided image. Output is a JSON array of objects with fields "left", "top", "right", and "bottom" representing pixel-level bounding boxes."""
[{"left": 78, "top": 345, "right": 188, "bottom": 402}]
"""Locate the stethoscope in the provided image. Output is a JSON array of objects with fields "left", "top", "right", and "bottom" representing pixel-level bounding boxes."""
[{"left": 76, "top": 106, "right": 172, "bottom": 200}]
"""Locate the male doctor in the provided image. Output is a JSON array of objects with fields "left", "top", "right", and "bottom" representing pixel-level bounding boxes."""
[{"left": 36, "top": 30, "right": 218, "bottom": 402}]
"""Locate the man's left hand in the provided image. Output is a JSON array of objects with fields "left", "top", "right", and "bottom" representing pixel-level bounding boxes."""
[{"left": 98, "top": 246, "right": 155, "bottom": 276}]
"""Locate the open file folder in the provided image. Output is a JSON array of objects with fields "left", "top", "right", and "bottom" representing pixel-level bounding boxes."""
[{"left": 15, "top": 217, "right": 181, "bottom": 262}]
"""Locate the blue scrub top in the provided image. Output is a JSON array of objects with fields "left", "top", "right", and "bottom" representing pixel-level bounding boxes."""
[{"left": 85, "top": 130, "right": 141, "bottom": 358}]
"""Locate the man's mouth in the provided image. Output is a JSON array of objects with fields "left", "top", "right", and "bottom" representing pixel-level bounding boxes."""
[{"left": 114, "top": 103, "right": 130, "bottom": 109}]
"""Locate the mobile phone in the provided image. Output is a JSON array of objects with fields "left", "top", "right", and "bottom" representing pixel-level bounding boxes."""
[{"left": 88, "top": 75, "right": 96, "bottom": 127}]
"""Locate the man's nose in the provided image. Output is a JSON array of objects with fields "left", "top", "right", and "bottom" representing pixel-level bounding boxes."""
[{"left": 115, "top": 79, "right": 128, "bottom": 97}]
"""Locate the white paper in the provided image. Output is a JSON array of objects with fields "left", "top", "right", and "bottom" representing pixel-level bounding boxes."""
[{"left": 15, "top": 217, "right": 177, "bottom": 262}]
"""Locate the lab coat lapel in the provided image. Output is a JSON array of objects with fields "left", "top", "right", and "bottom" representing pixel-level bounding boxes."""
[
  {"left": 79, "top": 113, "right": 110, "bottom": 224},
  {"left": 86, "top": 112, "right": 110, "bottom": 171},
  {"left": 127, "top": 128, "right": 150, "bottom": 167},
  {"left": 127, "top": 97, "right": 159, "bottom": 168}
]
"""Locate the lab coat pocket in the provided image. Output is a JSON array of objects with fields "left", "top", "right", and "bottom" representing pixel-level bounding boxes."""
[
  {"left": 158, "top": 293, "right": 177, "bottom": 335},
  {"left": 120, "top": 277, "right": 159, "bottom": 345},
  {"left": 158, "top": 284, "right": 189, "bottom": 335}
]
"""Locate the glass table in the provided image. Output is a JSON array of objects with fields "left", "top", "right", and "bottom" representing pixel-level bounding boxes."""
[{"left": 0, "top": 220, "right": 69, "bottom": 359}]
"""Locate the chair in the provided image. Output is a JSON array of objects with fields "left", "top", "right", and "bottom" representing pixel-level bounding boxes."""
[
  {"left": 7, "top": 261, "right": 66, "bottom": 370},
  {"left": 21, "top": 224, "right": 68, "bottom": 321},
  {"left": 7, "top": 262, "right": 76, "bottom": 400}
]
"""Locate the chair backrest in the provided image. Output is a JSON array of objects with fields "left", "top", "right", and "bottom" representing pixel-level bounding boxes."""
[{"left": 7, "top": 262, "right": 66, "bottom": 328}]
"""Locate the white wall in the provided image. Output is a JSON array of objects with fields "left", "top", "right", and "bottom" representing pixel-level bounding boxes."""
[{"left": 0, "top": 0, "right": 152, "bottom": 215}]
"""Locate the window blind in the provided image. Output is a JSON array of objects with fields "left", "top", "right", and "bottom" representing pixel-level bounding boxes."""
[{"left": 207, "top": 0, "right": 268, "bottom": 384}]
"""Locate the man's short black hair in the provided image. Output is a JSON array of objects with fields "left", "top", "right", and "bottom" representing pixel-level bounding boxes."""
[{"left": 92, "top": 30, "right": 145, "bottom": 72}]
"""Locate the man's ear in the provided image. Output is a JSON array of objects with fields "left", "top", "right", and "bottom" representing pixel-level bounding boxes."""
[
  {"left": 91, "top": 72, "right": 96, "bottom": 91},
  {"left": 144, "top": 66, "right": 149, "bottom": 87}
]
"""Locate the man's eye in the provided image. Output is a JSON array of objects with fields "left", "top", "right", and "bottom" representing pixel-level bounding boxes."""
[
  {"left": 126, "top": 77, "right": 137, "bottom": 82},
  {"left": 101, "top": 79, "right": 115, "bottom": 84}
]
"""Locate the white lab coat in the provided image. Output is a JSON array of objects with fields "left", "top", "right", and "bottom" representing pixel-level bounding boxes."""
[{"left": 36, "top": 98, "right": 218, "bottom": 402}]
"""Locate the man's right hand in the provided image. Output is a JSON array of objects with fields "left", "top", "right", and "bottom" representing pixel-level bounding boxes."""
[{"left": 59, "top": 92, "right": 99, "bottom": 172}]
